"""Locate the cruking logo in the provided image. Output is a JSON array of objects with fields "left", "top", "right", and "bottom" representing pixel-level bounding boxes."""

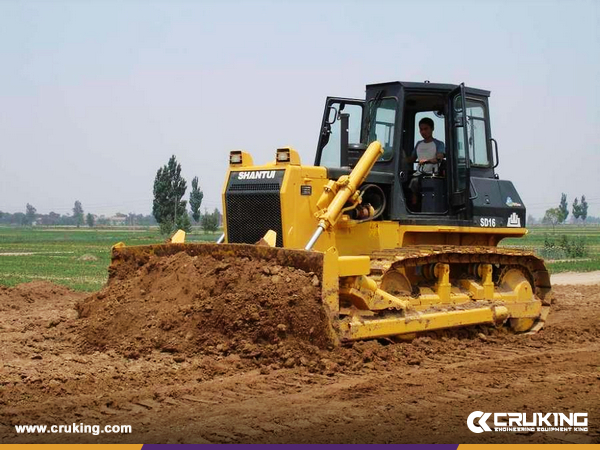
[{"left": 467, "top": 411, "right": 588, "bottom": 433}]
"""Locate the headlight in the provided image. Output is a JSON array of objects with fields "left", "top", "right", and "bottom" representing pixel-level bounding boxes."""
[
  {"left": 229, "top": 151, "right": 243, "bottom": 165},
  {"left": 276, "top": 148, "right": 291, "bottom": 163}
]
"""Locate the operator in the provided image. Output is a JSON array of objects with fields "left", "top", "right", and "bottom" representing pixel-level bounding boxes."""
[{"left": 407, "top": 117, "right": 445, "bottom": 209}]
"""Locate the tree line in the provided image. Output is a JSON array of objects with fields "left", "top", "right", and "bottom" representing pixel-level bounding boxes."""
[
  {"left": 0, "top": 201, "right": 159, "bottom": 227},
  {"left": 2, "top": 154, "right": 223, "bottom": 234},
  {"left": 3, "top": 158, "right": 221, "bottom": 234},
  {"left": 541, "top": 193, "right": 589, "bottom": 228}
]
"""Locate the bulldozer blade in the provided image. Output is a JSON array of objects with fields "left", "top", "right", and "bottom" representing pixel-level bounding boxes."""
[
  {"left": 109, "top": 242, "right": 339, "bottom": 346},
  {"left": 110, "top": 243, "right": 325, "bottom": 284}
]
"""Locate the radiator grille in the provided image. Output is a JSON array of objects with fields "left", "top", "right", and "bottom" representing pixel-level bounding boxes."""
[
  {"left": 225, "top": 185, "right": 283, "bottom": 247},
  {"left": 228, "top": 183, "right": 280, "bottom": 191}
]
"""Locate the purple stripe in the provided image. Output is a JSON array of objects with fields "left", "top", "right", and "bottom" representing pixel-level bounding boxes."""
[{"left": 143, "top": 445, "right": 460, "bottom": 450}]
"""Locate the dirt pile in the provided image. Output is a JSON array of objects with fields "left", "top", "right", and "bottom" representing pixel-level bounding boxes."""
[
  {"left": 76, "top": 251, "right": 332, "bottom": 361},
  {"left": 0, "top": 281, "right": 76, "bottom": 312}
]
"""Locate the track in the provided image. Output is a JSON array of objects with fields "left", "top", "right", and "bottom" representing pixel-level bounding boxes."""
[
  {"left": 0, "top": 282, "right": 599, "bottom": 444},
  {"left": 370, "top": 245, "right": 551, "bottom": 301}
]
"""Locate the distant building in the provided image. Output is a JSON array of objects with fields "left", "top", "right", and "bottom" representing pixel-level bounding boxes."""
[{"left": 109, "top": 214, "right": 128, "bottom": 226}]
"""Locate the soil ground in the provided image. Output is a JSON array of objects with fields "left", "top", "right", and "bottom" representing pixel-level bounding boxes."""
[
  {"left": 0, "top": 253, "right": 599, "bottom": 444},
  {"left": 551, "top": 270, "right": 600, "bottom": 286}
]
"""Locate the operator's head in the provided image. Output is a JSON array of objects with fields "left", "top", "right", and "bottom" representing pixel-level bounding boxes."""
[{"left": 418, "top": 117, "right": 434, "bottom": 141}]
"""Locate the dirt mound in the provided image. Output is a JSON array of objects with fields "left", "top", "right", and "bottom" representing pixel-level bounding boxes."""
[
  {"left": 76, "top": 251, "right": 332, "bottom": 359},
  {"left": 0, "top": 281, "right": 75, "bottom": 311}
]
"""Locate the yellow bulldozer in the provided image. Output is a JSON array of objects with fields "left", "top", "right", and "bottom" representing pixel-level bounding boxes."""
[{"left": 111, "top": 81, "right": 551, "bottom": 343}]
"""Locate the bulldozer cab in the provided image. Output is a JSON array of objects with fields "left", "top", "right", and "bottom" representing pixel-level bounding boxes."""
[{"left": 315, "top": 81, "right": 522, "bottom": 228}]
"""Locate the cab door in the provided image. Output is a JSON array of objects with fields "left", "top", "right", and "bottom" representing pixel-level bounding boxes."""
[
  {"left": 315, "top": 97, "right": 364, "bottom": 167},
  {"left": 449, "top": 84, "right": 471, "bottom": 213}
]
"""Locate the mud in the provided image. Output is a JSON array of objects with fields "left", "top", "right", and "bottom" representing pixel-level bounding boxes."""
[{"left": 0, "top": 274, "right": 599, "bottom": 444}]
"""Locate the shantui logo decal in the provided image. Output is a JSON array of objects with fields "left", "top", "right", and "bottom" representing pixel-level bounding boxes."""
[
  {"left": 467, "top": 411, "right": 588, "bottom": 433},
  {"left": 507, "top": 212, "right": 521, "bottom": 227},
  {"left": 236, "top": 171, "right": 277, "bottom": 180}
]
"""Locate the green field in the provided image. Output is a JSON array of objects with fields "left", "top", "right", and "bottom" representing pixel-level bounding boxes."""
[
  {"left": 501, "top": 225, "right": 600, "bottom": 273},
  {"left": 0, "top": 225, "right": 598, "bottom": 292},
  {"left": 0, "top": 227, "right": 219, "bottom": 291}
]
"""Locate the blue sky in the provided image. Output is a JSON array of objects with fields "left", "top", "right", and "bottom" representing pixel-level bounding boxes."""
[{"left": 1, "top": 0, "right": 598, "bottom": 218}]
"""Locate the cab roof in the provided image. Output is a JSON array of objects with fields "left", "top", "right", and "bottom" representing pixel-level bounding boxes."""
[{"left": 366, "top": 81, "right": 491, "bottom": 97}]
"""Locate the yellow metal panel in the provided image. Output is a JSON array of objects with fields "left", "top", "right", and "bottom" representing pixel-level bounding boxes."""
[
  {"left": 339, "top": 306, "right": 508, "bottom": 340},
  {"left": 338, "top": 256, "right": 371, "bottom": 276},
  {"left": 504, "top": 300, "right": 542, "bottom": 318},
  {"left": 279, "top": 165, "right": 334, "bottom": 251},
  {"left": 399, "top": 224, "right": 527, "bottom": 247},
  {"left": 480, "top": 264, "right": 495, "bottom": 299},
  {"left": 448, "top": 288, "right": 471, "bottom": 304},
  {"left": 221, "top": 168, "right": 230, "bottom": 243},
  {"left": 404, "top": 288, "right": 471, "bottom": 310},
  {"left": 459, "top": 279, "right": 484, "bottom": 299},
  {"left": 170, "top": 229, "right": 186, "bottom": 243},
  {"left": 401, "top": 224, "right": 527, "bottom": 236},
  {"left": 322, "top": 246, "right": 339, "bottom": 314},
  {"left": 340, "top": 275, "right": 411, "bottom": 311},
  {"left": 335, "top": 221, "right": 401, "bottom": 255},
  {"left": 434, "top": 263, "right": 451, "bottom": 302},
  {"left": 261, "top": 230, "right": 277, "bottom": 247}
]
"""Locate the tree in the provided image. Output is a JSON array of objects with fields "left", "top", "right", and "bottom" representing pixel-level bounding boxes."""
[
  {"left": 38, "top": 211, "right": 61, "bottom": 226},
  {"left": 527, "top": 214, "right": 537, "bottom": 226},
  {"left": 24, "top": 203, "right": 37, "bottom": 226},
  {"left": 201, "top": 208, "right": 219, "bottom": 233},
  {"left": 189, "top": 176, "right": 204, "bottom": 223},
  {"left": 558, "top": 193, "right": 568, "bottom": 223},
  {"left": 12, "top": 212, "right": 25, "bottom": 225},
  {"left": 212, "top": 207, "right": 222, "bottom": 228},
  {"left": 580, "top": 195, "right": 588, "bottom": 222},
  {"left": 152, "top": 155, "right": 191, "bottom": 234},
  {"left": 542, "top": 207, "right": 561, "bottom": 231},
  {"left": 572, "top": 197, "right": 581, "bottom": 220},
  {"left": 178, "top": 211, "right": 192, "bottom": 233},
  {"left": 73, "top": 200, "right": 84, "bottom": 228},
  {"left": 96, "top": 216, "right": 110, "bottom": 226},
  {"left": 86, "top": 213, "right": 95, "bottom": 228}
]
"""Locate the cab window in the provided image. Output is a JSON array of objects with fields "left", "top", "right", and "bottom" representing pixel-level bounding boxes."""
[
  {"left": 367, "top": 97, "right": 397, "bottom": 161},
  {"left": 465, "top": 100, "right": 489, "bottom": 166},
  {"left": 319, "top": 102, "right": 363, "bottom": 168}
]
